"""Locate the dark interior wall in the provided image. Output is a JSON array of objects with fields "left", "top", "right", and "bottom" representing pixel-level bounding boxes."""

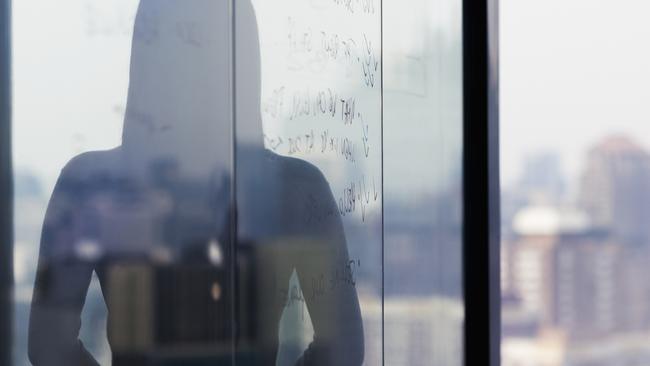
[{"left": 0, "top": 0, "right": 12, "bottom": 364}]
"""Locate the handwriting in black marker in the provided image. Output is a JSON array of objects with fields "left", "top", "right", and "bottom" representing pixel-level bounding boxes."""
[
  {"left": 331, "top": 0, "right": 376, "bottom": 15},
  {"left": 263, "top": 87, "right": 286, "bottom": 119},
  {"left": 285, "top": 18, "right": 379, "bottom": 87},
  {"left": 361, "top": 34, "right": 379, "bottom": 88},
  {"left": 264, "top": 134, "right": 284, "bottom": 152},
  {"left": 337, "top": 175, "right": 379, "bottom": 222},
  {"left": 362, "top": 123, "right": 370, "bottom": 157}
]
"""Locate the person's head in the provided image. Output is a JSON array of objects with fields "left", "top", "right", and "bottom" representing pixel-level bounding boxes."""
[{"left": 122, "top": 0, "right": 262, "bottom": 179}]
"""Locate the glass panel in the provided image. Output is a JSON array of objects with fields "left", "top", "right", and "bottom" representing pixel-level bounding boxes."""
[
  {"left": 383, "top": 0, "right": 464, "bottom": 364},
  {"left": 10, "top": 0, "right": 465, "bottom": 365},
  {"left": 12, "top": 1, "right": 137, "bottom": 364},
  {"left": 240, "top": 0, "right": 382, "bottom": 364},
  {"left": 14, "top": 1, "right": 235, "bottom": 364}
]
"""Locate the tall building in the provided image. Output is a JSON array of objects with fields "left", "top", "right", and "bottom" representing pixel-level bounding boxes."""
[
  {"left": 579, "top": 135, "right": 650, "bottom": 246},
  {"left": 509, "top": 204, "right": 590, "bottom": 327},
  {"left": 507, "top": 204, "right": 639, "bottom": 339},
  {"left": 551, "top": 233, "right": 620, "bottom": 338},
  {"left": 501, "top": 152, "right": 567, "bottom": 246},
  {"left": 519, "top": 153, "right": 566, "bottom": 204},
  {"left": 382, "top": 297, "right": 463, "bottom": 366}
]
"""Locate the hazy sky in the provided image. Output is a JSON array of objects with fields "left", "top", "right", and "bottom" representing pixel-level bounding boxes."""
[
  {"left": 12, "top": 0, "right": 135, "bottom": 190},
  {"left": 14, "top": 0, "right": 649, "bottom": 193},
  {"left": 12, "top": 0, "right": 459, "bottom": 200},
  {"left": 500, "top": 0, "right": 650, "bottom": 189}
]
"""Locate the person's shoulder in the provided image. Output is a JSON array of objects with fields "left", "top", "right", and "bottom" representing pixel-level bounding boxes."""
[
  {"left": 273, "top": 154, "right": 329, "bottom": 188},
  {"left": 238, "top": 148, "right": 334, "bottom": 202},
  {"left": 58, "top": 148, "right": 123, "bottom": 183},
  {"left": 271, "top": 154, "right": 342, "bottom": 232},
  {"left": 270, "top": 154, "right": 338, "bottom": 214}
]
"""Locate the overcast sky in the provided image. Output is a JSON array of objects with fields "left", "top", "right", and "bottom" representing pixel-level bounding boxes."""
[
  {"left": 13, "top": 0, "right": 650, "bottom": 193},
  {"left": 500, "top": 0, "right": 650, "bottom": 189}
]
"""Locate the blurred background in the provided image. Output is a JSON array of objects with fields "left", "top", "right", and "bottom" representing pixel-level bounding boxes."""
[{"left": 500, "top": 1, "right": 650, "bottom": 365}]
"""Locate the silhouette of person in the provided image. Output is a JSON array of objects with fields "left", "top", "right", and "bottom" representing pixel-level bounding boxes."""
[{"left": 28, "top": 1, "right": 364, "bottom": 365}]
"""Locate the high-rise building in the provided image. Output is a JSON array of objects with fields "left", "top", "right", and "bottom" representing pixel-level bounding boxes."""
[
  {"left": 551, "top": 233, "right": 620, "bottom": 338},
  {"left": 519, "top": 153, "right": 566, "bottom": 204},
  {"left": 381, "top": 297, "right": 463, "bottom": 366},
  {"left": 579, "top": 135, "right": 650, "bottom": 246},
  {"left": 508, "top": 205, "right": 590, "bottom": 327},
  {"left": 507, "top": 204, "right": 633, "bottom": 339}
]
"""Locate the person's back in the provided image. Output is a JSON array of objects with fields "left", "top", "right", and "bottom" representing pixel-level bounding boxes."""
[
  {"left": 28, "top": 1, "right": 364, "bottom": 365},
  {"left": 30, "top": 148, "right": 363, "bottom": 366},
  {"left": 29, "top": 147, "right": 234, "bottom": 364}
]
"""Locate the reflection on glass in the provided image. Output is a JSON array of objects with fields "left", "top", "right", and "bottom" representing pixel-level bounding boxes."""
[
  {"left": 27, "top": 1, "right": 363, "bottom": 365},
  {"left": 11, "top": 0, "right": 466, "bottom": 365},
  {"left": 250, "top": 0, "right": 383, "bottom": 364},
  {"left": 383, "top": 0, "right": 464, "bottom": 365}
]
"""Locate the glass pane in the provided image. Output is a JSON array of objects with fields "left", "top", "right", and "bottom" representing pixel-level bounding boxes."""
[
  {"left": 12, "top": 1, "right": 137, "bottom": 364},
  {"left": 383, "top": 0, "right": 464, "bottom": 364},
  {"left": 10, "top": 0, "right": 466, "bottom": 365},
  {"left": 241, "top": 0, "right": 382, "bottom": 364},
  {"left": 14, "top": 1, "right": 235, "bottom": 364}
]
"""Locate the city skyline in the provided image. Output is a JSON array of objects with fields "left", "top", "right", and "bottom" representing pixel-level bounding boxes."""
[
  {"left": 502, "top": 133, "right": 650, "bottom": 366},
  {"left": 504, "top": 134, "right": 650, "bottom": 202}
]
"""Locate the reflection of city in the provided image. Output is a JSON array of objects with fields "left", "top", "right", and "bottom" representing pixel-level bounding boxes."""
[
  {"left": 11, "top": 0, "right": 465, "bottom": 363},
  {"left": 12, "top": 168, "right": 464, "bottom": 365},
  {"left": 383, "top": 191, "right": 464, "bottom": 366},
  {"left": 502, "top": 135, "right": 650, "bottom": 366},
  {"left": 360, "top": 296, "right": 463, "bottom": 366}
]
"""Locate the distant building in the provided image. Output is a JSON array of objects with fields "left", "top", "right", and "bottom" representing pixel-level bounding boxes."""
[
  {"left": 502, "top": 136, "right": 650, "bottom": 366},
  {"left": 506, "top": 204, "right": 649, "bottom": 339},
  {"left": 382, "top": 297, "right": 463, "bottom": 366},
  {"left": 502, "top": 330, "right": 567, "bottom": 366},
  {"left": 501, "top": 152, "right": 566, "bottom": 242},
  {"left": 551, "top": 233, "right": 620, "bottom": 338},
  {"left": 579, "top": 135, "right": 650, "bottom": 246},
  {"left": 503, "top": 330, "right": 650, "bottom": 366},
  {"left": 519, "top": 153, "right": 566, "bottom": 204},
  {"left": 508, "top": 204, "right": 590, "bottom": 328}
]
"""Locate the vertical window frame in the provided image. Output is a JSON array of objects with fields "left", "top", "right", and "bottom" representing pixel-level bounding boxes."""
[
  {"left": 0, "top": 0, "right": 13, "bottom": 364},
  {"left": 462, "top": 0, "right": 500, "bottom": 365}
]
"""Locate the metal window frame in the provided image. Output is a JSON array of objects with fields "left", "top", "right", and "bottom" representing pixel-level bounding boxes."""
[
  {"left": 462, "top": 0, "right": 500, "bottom": 365},
  {"left": 0, "top": 0, "right": 12, "bottom": 364}
]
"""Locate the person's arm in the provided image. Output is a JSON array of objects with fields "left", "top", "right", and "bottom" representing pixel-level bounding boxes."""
[
  {"left": 28, "top": 159, "right": 99, "bottom": 366},
  {"left": 292, "top": 171, "right": 364, "bottom": 366}
]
